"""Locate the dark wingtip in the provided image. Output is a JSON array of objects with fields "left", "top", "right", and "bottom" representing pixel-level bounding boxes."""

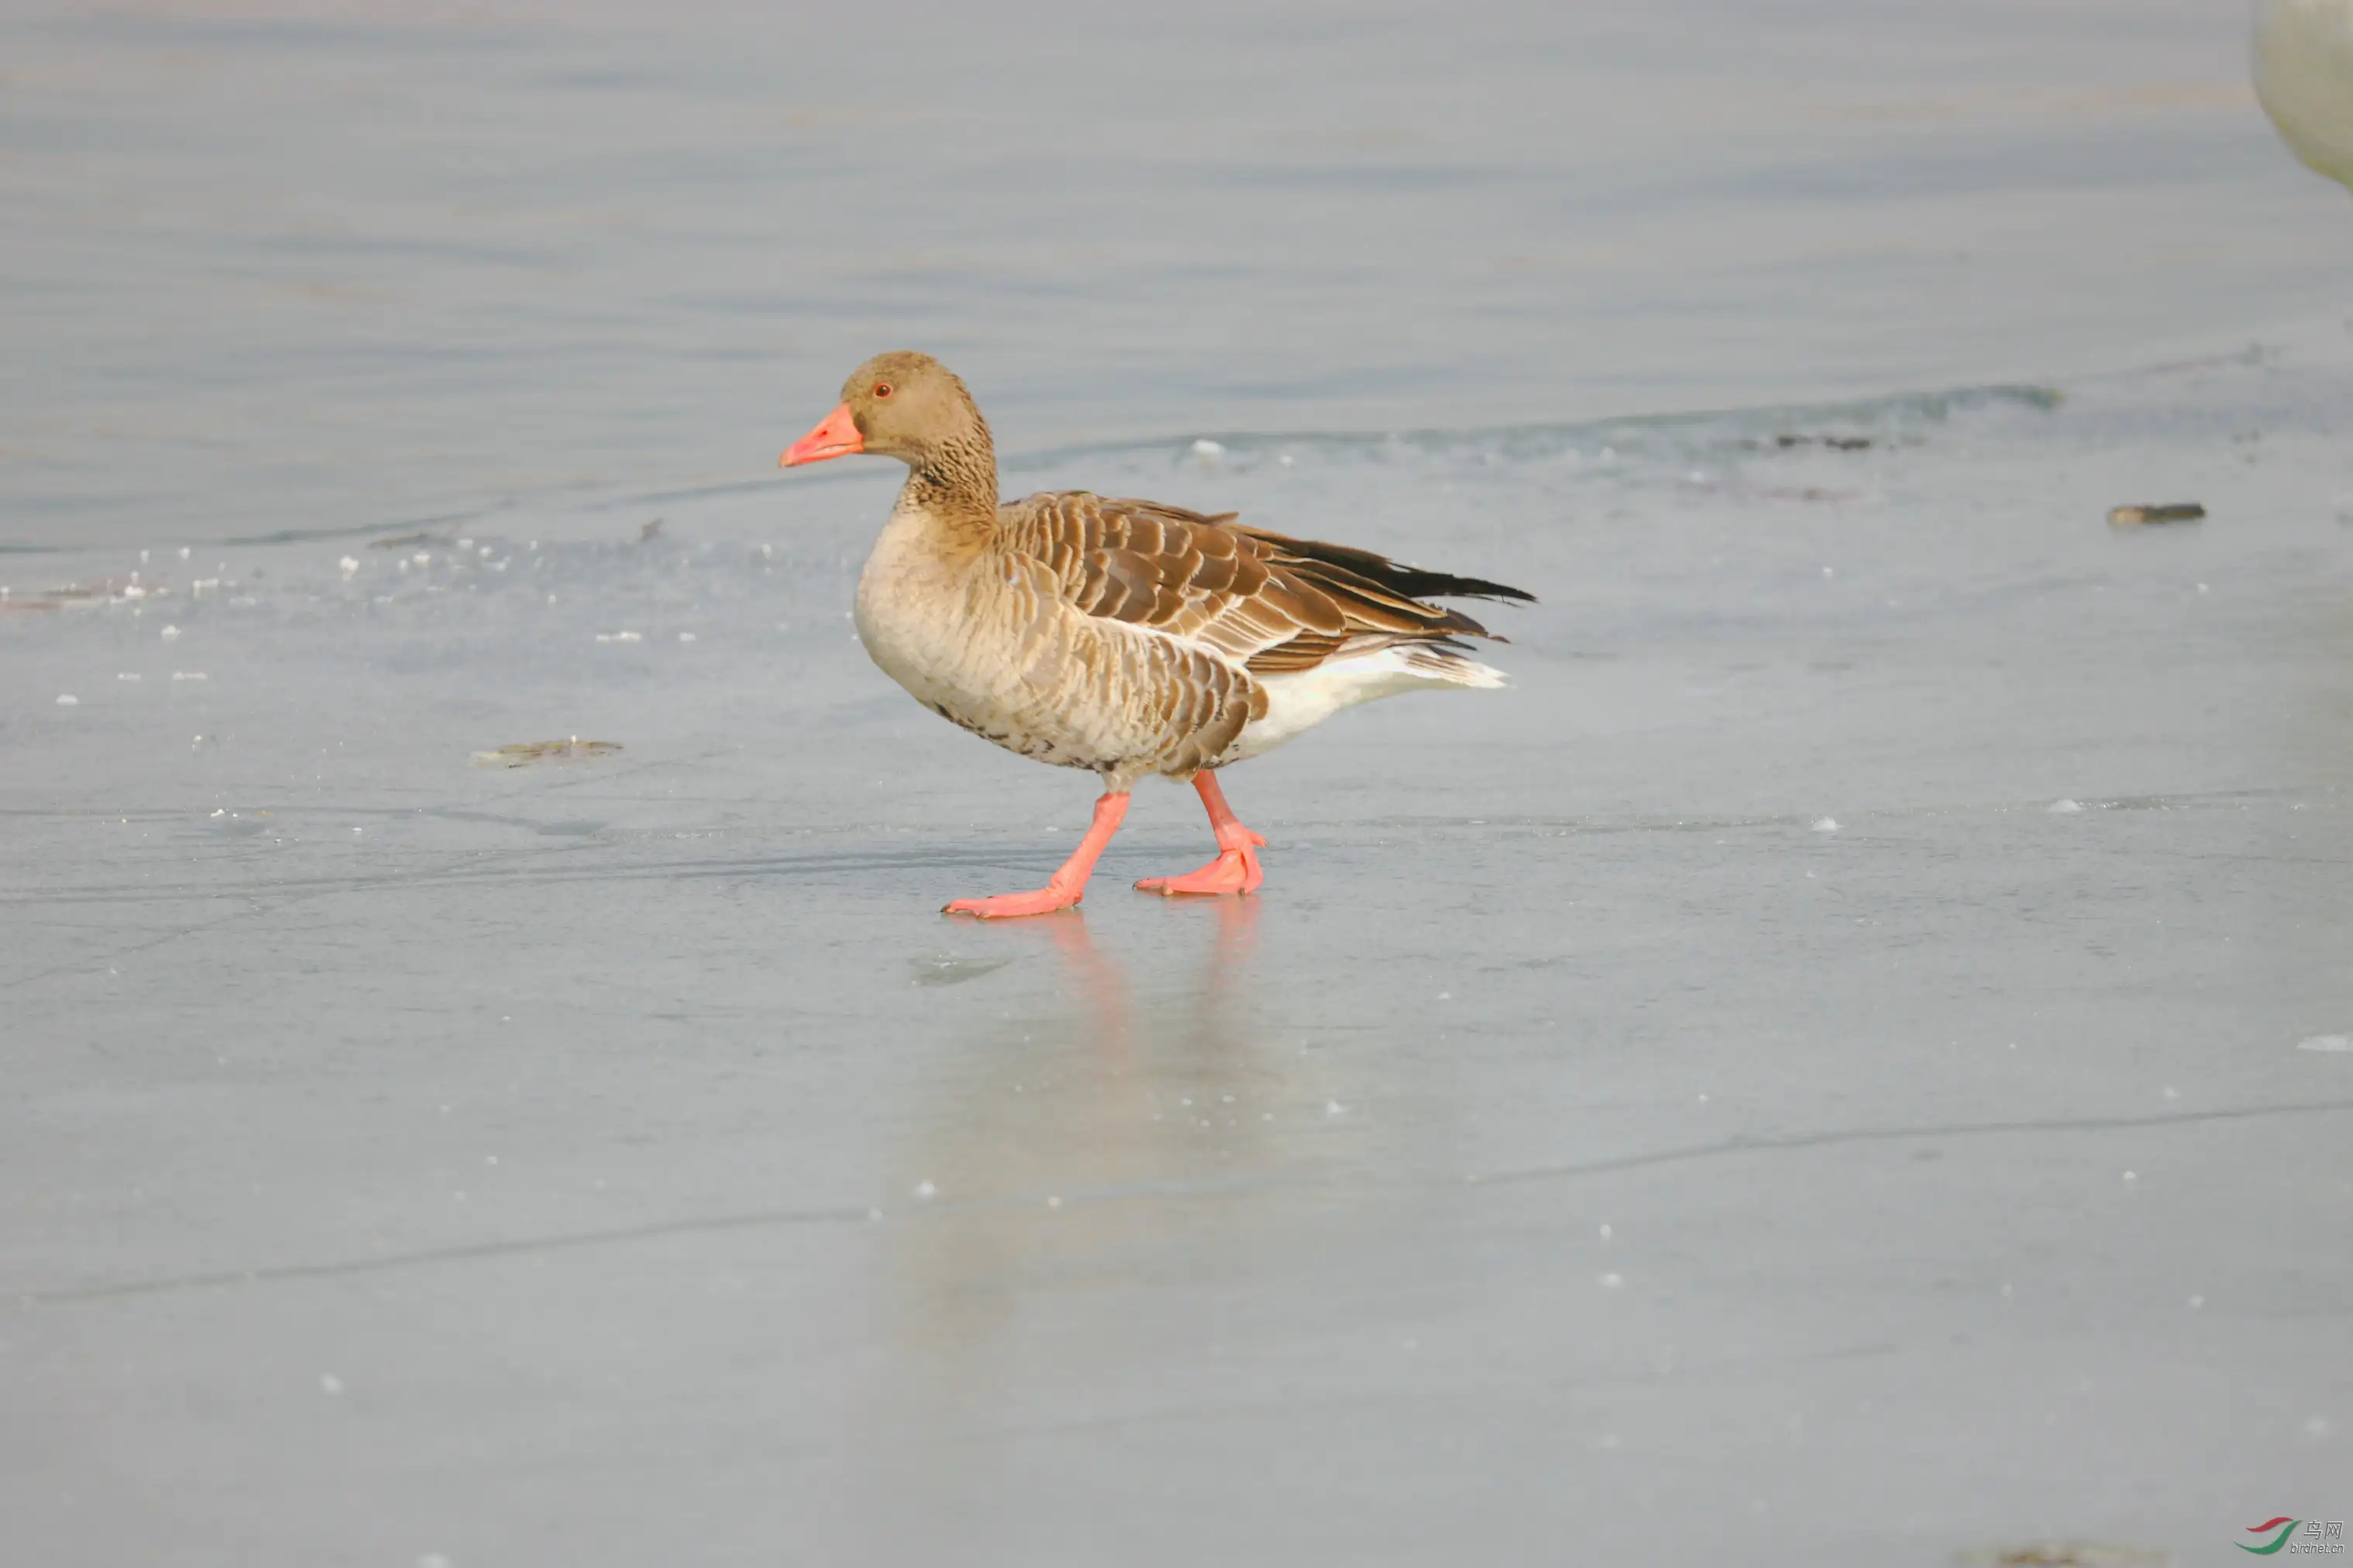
[{"left": 1417, "top": 573, "right": 1536, "bottom": 606}]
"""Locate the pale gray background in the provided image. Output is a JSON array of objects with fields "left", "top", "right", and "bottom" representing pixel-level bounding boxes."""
[{"left": 3, "top": 3, "right": 2349, "bottom": 1564}]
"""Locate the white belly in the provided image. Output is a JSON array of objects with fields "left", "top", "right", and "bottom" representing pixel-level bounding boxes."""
[{"left": 1223, "top": 643, "right": 1505, "bottom": 763}]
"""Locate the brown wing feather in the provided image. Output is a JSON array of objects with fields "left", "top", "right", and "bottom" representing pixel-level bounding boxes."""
[
  {"left": 996, "top": 492, "right": 1533, "bottom": 676},
  {"left": 1241, "top": 630, "right": 1349, "bottom": 674}
]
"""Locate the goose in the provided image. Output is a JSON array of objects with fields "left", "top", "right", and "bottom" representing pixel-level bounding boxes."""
[
  {"left": 2255, "top": 0, "right": 2353, "bottom": 192},
  {"left": 780, "top": 352, "right": 1532, "bottom": 918}
]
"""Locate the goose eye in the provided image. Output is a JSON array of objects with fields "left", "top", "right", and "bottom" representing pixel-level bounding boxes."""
[{"left": 873, "top": 382, "right": 893, "bottom": 399}]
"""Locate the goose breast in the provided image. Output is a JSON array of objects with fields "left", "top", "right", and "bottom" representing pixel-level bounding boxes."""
[{"left": 855, "top": 501, "right": 1258, "bottom": 781}]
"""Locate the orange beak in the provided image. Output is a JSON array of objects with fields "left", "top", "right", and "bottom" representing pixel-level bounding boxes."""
[{"left": 781, "top": 403, "right": 864, "bottom": 467}]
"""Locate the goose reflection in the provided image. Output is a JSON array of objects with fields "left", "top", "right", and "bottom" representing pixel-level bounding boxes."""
[{"left": 853, "top": 896, "right": 1383, "bottom": 1537}]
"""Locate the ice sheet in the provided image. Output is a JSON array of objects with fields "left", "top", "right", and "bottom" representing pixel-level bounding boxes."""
[
  {"left": 9, "top": 333, "right": 2353, "bottom": 1564},
  {"left": 5, "top": 4, "right": 2353, "bottom": 1566}
]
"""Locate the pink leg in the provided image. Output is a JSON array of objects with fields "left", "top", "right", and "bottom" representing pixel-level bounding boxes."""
[
  {"left": 1135, "top": 771, "right": 1266, "bottom": 897},
  {"left": 945, "top": 792, "right": 1129, "bottom": 918}
]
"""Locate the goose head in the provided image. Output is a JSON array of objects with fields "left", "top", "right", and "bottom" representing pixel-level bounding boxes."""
[{"left": 780, "top": 351, "right": 991, "bottom": 471}]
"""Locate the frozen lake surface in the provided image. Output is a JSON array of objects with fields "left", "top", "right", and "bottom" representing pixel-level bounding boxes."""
[{"left": 5, "top": 4, "right": 2352, "bottom": 1566}]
